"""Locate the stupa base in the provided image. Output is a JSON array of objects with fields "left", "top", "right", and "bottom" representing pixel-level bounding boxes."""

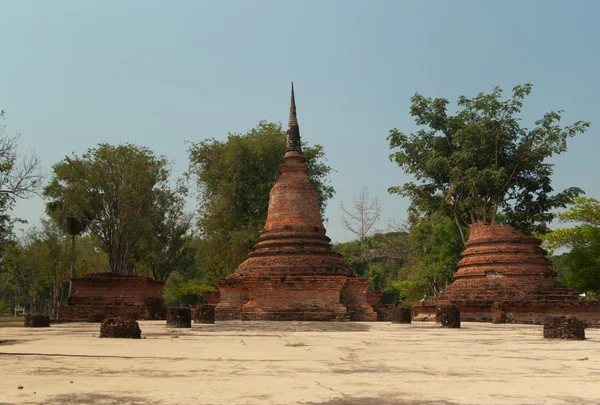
[
  {"left": 215, "top": 276, "right": 377, "bottom": 322},
  {"left": 413, "top": 300, "right": 600, "bottom": 326}
]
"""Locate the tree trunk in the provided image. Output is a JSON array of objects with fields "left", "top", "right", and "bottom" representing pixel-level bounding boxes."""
[
  {"left": 69, "top": 234, "right": 76, "bottom": 297},
  {"left": 449, "top": 207, "right": 467, "bottom": 248}
]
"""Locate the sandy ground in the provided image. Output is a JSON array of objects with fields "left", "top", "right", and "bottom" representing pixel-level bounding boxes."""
[{"left": 0, "top": 321, "right": 598, "bottom": 405}]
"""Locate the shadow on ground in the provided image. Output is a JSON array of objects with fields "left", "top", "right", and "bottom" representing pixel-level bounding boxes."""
[
  {"left": 302, "top": 395, "right": 459, "bottom": 405},
  {"left": 34, "top": 393, "right": 164, "bottom": 405},
  {"left": 195, "top": 321, "right": 371, "bottom": 333}
]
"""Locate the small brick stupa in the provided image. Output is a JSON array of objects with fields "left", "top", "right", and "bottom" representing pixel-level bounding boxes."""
[
  {"left": 215, "top": 85, "right": 376, "bottom": 322},
  {"left": 413, "top": 223, "right": 600, "bottom": 325},
  {"left": 58, "top": 273, "right": 166, "bottom": 321}
]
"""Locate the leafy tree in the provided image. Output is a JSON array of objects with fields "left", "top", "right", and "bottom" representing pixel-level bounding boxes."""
[
  {"left": 334, "top": 231, "right": 408, "bottom": 304},
  {"left": 542, "top": 197, "right": 600, "bottom": 296},
  {"left": 2, "top": 222, "right": 69, "bottom": 316},
  {"left": 187, "top": 120, "right": 335, "bottom": 281},
  {"left": 398, "top": 212, "right": 464, "bottom": 300},
  {"left": 44, "top": 143, "right": 186, "bottom": 276},
  {"left": 387, "top": 84, "right": 590, "bottom": 245},
  {"left": 44, "top": 199, "right": 92, "bottom": 295}
]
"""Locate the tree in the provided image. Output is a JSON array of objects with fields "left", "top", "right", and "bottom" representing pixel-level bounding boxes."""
[
  {"left": 44, "top": 143, "right": 186, "bottom": 276},
  {"left": 1, "top": 222, "right": 69, "bottom": 316},
  {"left": 542, "top": 197, "right": 600, "bottom": 296},
  {"left": 0, "top": 111, "right": 43, "bottom": 255},
  {"left": 334, "top": 231, "right": 408, "bottom": 304},
  {"left": 340, "top": 186, "right": 381, "bottom": 242},
  {"left": 187, "top": 120, "right": 335, "bottom": 281},
  {"left": 44, "top": 199, "right": 91, "bottom": 295},
  {"left": 387, "top": 84, "right": 590, "bottom": 245},
  {"left": 399, "top": 212, "right": 464, "bottom": 298}
]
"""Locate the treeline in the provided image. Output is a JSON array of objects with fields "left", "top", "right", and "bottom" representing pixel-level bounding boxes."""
[{"left": 0, "top": 84, "right": 598, "bottom": 314}]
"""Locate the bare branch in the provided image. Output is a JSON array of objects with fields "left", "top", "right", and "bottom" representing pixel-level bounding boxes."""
[{"left": 340, "top": 186, "right": 381, "bottom": 240}]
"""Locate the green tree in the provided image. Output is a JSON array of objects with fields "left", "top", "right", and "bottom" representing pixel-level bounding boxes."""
[
  {"left": 44, "top": 143, "right": 186, "bottom": 276},
  {"left": 187, "top": 120, "right": 334, "bottom": 281},
  {"left": 334, "top": 231, "right": 408, "bottom": 304},
  {"left": 2, "top": 222, "right": 69, "bottom": 316},
  {"left": 44, "top": 199, "right": 92, "bottom": 295},
  {"left": 542, "top": 197, "right": 600, "bottom": 296},
  {"left": 387, "top": 84, "right": 590, "bottom": 245},
  {"left": 398, "top": 212, "right": 464, "bottom": 301}
]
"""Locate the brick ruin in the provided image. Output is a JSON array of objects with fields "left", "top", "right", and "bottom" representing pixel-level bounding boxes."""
[
  {"left": 215, "top": 85, "right": 376, "bottom": 322},
  {"left": 58, "top": 273, "right": 166, "bottom": 321},
  {"left": 413, "top": 223, "right": 600, "bottom": 325}
]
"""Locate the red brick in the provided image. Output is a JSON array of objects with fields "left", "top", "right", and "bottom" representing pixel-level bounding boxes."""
[{"left": 414, "top": 223, "right": 600, "bottom": 326}]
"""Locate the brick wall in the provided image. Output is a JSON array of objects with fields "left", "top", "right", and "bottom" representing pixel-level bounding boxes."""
[{"left": 58, "top": 273, "right": 165, "bottom": 320}]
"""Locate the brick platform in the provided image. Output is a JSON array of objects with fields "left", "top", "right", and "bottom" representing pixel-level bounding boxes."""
[
  {"left": 413, "top": 223, "right": 600, "bottom": 326},
  {"left": 58, "top": 273, "right": 166, "bottom": 321},
  {"left": 215, "top": 86, "right": 375, "bottom": 322}
]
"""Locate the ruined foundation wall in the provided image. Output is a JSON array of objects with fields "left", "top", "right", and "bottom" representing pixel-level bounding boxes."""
[{"left": 58, "top": 273, "right": 165, "bottom": 320}]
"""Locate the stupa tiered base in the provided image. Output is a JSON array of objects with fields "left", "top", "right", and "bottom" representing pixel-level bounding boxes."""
[
  {"left": 215, "top": 85, "right": 376, "bottom": 322},
  {"left": 216, "top": 275, "right": 376, "bottom": 322},
  {"left": 58, "top": 273, "right": 166, "bottom": 321},
  {"left": 413, "top": 223, "right": 600, "bottom": 325}
]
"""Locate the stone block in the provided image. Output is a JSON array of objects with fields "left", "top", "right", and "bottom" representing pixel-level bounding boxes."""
[
  {"left": 166, "top": 307, "right": 191, "bottom": 328},
  {"left": 194, "top": 304, "right": 215, "bottom": 324},
  {"left": 24, "top": 314, "right": 50, "bottom": 327},
  {"left": 100, "top": 317, "right": 141, "bottom": 339},
  {"left": 389, "top": 307, "right": 412, "bottom": 324},
  {"left": 543, "top": 316, "right": 586, "bottom": 340},
  {"left": 436, "top": 304, "right": 460, "bottom": 328}
]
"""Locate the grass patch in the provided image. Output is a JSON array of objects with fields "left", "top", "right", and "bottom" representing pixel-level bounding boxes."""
[{"left": 285, "top": 342, "right": 307, "bottom": 347}]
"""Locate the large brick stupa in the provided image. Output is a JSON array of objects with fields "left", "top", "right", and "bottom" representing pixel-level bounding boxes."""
[
  {"left": 413, "top": 223, "right": 600, "bottom": 325},
  {"left": 215, "top": 85, "right": 376, "bottom": 322}
]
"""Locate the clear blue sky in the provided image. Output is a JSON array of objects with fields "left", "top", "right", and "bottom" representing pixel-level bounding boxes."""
[{"left": 1, "top": 0, "right": 598, "bottom": 243}]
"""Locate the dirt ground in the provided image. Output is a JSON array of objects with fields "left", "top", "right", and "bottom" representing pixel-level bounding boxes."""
[{"left": 0, "top": 320, "right": 598, "bottom": 405}]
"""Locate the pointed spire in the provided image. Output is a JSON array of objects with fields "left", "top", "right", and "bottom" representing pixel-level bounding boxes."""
[{"left": 286, "top": 82, "right": 302, "bottom": 153}]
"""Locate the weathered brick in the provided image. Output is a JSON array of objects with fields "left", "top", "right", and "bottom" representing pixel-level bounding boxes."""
[
  {"left": 57, "top": 273, "right": 166, "bottom": 321},
  {"left": 414, "top": 223, "right": 600, "bottom": 325},
  {"left": 215, "top": 88, "right": 375, "bottom": 322}
]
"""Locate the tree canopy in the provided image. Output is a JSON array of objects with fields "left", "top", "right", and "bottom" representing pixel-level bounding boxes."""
[
  {"left": 543, "top": 197, "right": 600, "bottom": 297},
  {"left": 388, "top": 84, "right": 590, "bottom": 245},
  {"left": 43, "top": 143, "right": 188, "bottom": 276}
]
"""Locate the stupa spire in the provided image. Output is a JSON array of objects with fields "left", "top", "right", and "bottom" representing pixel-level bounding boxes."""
[{"left": 286, "top": 82, "right": 302, "bottom": 153}]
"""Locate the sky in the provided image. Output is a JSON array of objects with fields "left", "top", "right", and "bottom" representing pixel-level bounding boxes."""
[{"left": 1, "top": 0, "right": 599, "bottom": 243}]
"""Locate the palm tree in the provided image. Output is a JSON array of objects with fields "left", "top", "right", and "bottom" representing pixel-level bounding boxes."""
[{"left": 44, "top": 200, "right": 90, "bottom": 296}]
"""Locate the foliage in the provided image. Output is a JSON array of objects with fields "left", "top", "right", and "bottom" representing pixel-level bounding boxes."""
[
  {"left": 0, "top": 299, "right": 10, "bottom": 314},
  {"left": 162, "top": 271, "right": 215, "bottom": 307},
  {"left": 334, "top": 232, "right": 408, "bottom": 304},
  {"left": 396, "top": 212, "right": 464, "bottom": 303},
  {"left": 388, "top": 84, "right": 590, "bottom": 244},
  {"left": 44, "top": 143, "right": 188, "bottom": 277},
  {"left": 187, "top": 120, "right": 335, "bottom": 281},
  {"left": 543, "top": 197, "right": 600, "bottom": 296},
  {"left": 1, "top": 221, "right": 70, "bottom": 316}
]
